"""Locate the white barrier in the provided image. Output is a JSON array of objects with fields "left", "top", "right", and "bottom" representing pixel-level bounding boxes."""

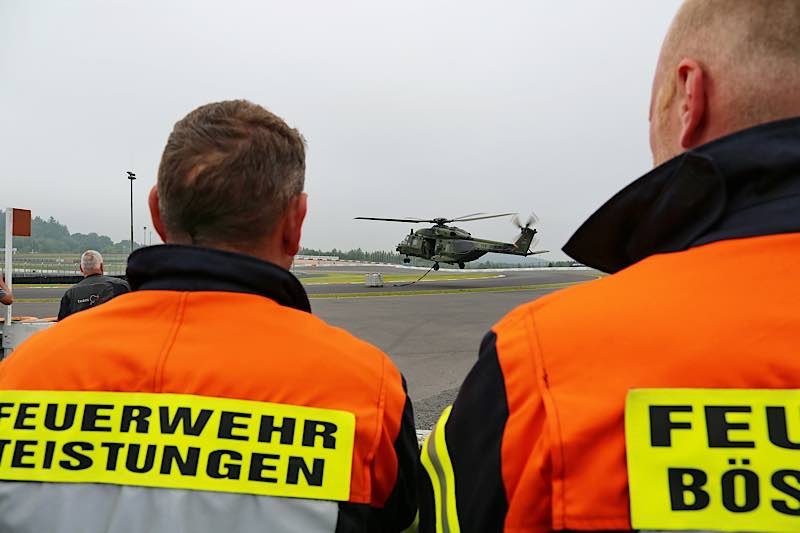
[
  {"left": 365, "top": 273, "right": 385, "bottom": 287},
  {"left": 1, "top": 321, "right": 55, "bottom": 359}
]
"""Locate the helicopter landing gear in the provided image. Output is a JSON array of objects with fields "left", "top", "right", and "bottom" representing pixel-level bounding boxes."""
[
  {"left": 458, "top": 262, "right": 465, "bottom": 269},
  {"left": 433, "top": 262, "right": 440, "bottom": 271},
  {"left": 403, "top": 257, "right": 410, "bottom": 264}
]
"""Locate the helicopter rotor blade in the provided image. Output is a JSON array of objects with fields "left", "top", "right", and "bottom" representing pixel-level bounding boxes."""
[
  {"left": 357, "top": 212, "right": 520, "bottom": 224},
  {"left": 354, "top": 217, "right": 431, "bottom": 223},
  {"left": 453, "top": 212, "right": 517, "bottom": 223},
  {"left": 450, "top": 212, "right": 487, "bottom": 221}
]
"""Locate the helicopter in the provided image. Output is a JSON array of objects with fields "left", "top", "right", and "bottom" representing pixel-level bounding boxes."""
[{"left": 355, "top": 212, "right": 547, "bottom": 270}]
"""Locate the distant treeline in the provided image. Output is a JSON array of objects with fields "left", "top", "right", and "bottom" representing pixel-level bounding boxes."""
[
  {"left": 1, "top": 214, "right": 575, "bottom": 268},
  {"left": 299, "top": 247, "right": 574, "bottom": 269},
  {"left": 300, "top": 247, "right": 406, "bottom": 264},
  {"left": 0, "top": 211, "right": 137, "bottom": 254}
]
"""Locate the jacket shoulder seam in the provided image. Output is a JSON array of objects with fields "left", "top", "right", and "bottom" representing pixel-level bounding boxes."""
[
  {"left": 524, "top": 305, "right": 568, "bottom": 528},
  {"left": 153, "top": 293, "right": 188, "bottom": 392},
  {"left": 367, "top": 352, "right": 389, "bottom": 484}
]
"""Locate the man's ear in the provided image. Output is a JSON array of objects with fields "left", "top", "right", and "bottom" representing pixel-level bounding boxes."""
[
  {"left": 282, "top": 193, "right": 308, "bottom": 257},
  {"left": 149, "top": 187, "right": 168, "bottom": 242},
  {"left": 677, "top": 58, "right": 707, "bottom": 149}
]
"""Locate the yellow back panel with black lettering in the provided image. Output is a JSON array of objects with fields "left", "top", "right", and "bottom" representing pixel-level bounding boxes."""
[
  {"left": 0, "top": 390, "right": 356, "bottom": 501},
  {"left": 626, "top": 388, "right": 800, "bottom": 532}
]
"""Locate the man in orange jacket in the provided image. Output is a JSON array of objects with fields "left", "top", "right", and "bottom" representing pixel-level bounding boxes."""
[
  {"left": 420, "top": 1, "right": 800, "bottom": 532},
  {"left": 0, "top": 100, "right": 417, "bottom": 532}
]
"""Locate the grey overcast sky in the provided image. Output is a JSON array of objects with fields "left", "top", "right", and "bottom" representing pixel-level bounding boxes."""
[{"left": 1, "top": 0, "right": 682, "bottom": 258}]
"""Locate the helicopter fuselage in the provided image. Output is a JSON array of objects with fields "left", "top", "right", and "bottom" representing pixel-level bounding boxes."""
[{"left": 396, "top": 224, "right": 538, "bottom": 268}]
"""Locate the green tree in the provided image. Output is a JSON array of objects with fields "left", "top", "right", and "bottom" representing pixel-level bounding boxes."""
[{"left": 0, "top": 210, "right": 137, "bottom": 253}]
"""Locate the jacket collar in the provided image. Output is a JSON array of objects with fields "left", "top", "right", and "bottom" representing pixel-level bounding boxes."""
[
  {"left": 126, "top": 245, "right": 311, "bottom": 313},
  {"left": 563, "top": 117, "right": 800, "bottom": 273}
]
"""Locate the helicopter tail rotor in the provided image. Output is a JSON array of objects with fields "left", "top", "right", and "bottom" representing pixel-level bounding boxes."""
[{"left": 512, "top": 212, "right": 539, "bottom": 230}]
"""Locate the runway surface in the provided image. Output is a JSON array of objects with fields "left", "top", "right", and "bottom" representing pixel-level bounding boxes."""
[
  {"left": 300, "top": 266, "right": 591, "bottom": 294},
  {"left": 7, "top": 266, "right": 598, "bottom": 428},
  {"left": 313, "top": 289, "right": 565, "bottom": 428}
]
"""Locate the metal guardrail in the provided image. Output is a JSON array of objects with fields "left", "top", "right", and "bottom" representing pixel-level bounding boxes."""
[
  {"left": 12, "top": 268, "right": 127, "bottom": 277},
  {"left": 11, "top": 274, "right": 128, "bottom": 284}
]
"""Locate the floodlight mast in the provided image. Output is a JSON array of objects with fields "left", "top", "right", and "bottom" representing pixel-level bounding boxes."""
[{"left": 127, "top": 171, "right": 136, "bottom": 254}]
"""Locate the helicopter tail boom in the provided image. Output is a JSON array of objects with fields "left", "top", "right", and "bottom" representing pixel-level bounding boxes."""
[{"left": 512, "top": 227, "right": 538, "bottom": 256}]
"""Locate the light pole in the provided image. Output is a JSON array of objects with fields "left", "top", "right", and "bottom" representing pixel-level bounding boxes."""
[
  {"left": 127, "top": 171, "right": 136, "bottom": 254},
  {"left": 143, "top": 226, "right": 147, "bottom": 249}
]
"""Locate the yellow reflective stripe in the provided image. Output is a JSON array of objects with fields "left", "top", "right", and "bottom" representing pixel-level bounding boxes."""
[
  {"left": 421, "top": 405, "right": 460, "bottom": 533},
  {"left": 401, "top": 510, "right": 419, "bottom": 533}
]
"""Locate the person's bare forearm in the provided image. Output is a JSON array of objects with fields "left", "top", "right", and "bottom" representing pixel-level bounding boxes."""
[{"left": 0, "top": 274, "right": 13, "bottom": 305}]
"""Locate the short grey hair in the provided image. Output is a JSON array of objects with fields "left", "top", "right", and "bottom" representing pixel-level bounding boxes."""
[{"left": 80, "top": 250, "right": 103, "bottom": 274}]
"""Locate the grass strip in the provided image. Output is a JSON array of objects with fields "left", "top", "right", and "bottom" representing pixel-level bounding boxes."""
[
  {"left": 308, "top": 282, "right": 578, "bottom": 298},
  {"left": 15, "top": 275, "right": 499, "bottom": 288},
  {"left": 14, "top": 281, "right": 582, "bottom": 304},
  {"left": 14, "top": 282, "right": 587, "bottom": 304},
  {"left": 301, "top": 272, "right": 498, "bottom": 285}
]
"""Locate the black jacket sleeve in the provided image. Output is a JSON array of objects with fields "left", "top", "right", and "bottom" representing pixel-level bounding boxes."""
[
  {"left": 335, "top": 377, "right": 419, "bottom": 533},
  {"left": 378, "top": 379, "right": 419, "bottom": 531},
  {"left": 57, "top": 290, "right": 72, "bottom": 321},
  {"left": 418, "top": 331, "right": 509, "bottom": 533}
]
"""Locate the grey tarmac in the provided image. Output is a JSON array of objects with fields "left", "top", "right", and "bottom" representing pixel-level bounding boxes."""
[
  {"left": 313, "top": 288, "right": 565, "bottom": 429},
  {"left": 6, "top": 267, "right": 594, "bottom": 429}
]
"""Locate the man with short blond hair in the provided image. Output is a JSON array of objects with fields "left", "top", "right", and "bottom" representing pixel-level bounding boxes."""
[
  {"left": 420, "top": 1, "right": 800, "bottom": 531},
  {"left": 1, "top": 100, "right": 417, "bottom": 533},
  {"left": 57, "top": 249, "right": 129, "bottom": 320}
]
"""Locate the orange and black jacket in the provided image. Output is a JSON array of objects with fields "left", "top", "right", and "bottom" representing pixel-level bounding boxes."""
[
  {"left": 419, "top": 117, "right": 800, "bottom": 532},
  {"left": 0, "top": 245, "right": 418, "bottom": 533}
]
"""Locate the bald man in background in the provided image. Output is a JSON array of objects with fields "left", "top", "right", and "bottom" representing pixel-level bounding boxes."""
[{"left": 419, "top": 1, "right": 800, "bottom": 531}]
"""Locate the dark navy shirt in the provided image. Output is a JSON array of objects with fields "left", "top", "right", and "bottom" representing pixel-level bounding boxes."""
[{"left": 57, "top": 274, "right": 130, "bottom": 320}]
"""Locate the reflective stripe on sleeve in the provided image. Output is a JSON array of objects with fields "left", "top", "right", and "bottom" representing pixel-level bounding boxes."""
[
  {"left": 420, "top": 406, "right": 460, "bottom": 533},
  {"left": 401, "top": 511, "right": 419, "bottom": 533},
  {"left": 0, "top": 481, "right": 339, "bottom": 532}
]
